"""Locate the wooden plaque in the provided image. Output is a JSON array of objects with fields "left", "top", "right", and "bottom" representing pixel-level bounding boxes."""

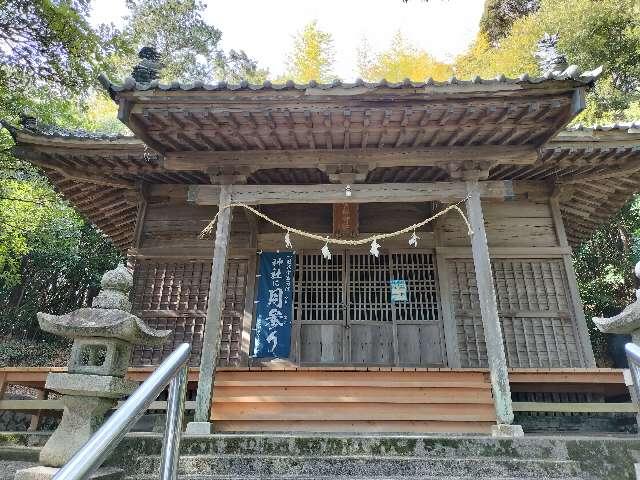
[{"left": 333, "top": 203, "right": 359, "bottom": 238}]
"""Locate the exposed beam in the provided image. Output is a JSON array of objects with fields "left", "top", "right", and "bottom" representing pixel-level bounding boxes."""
[
  {"left": 164, "top": 145, "right": 538, "bottom": 171},
  {"left": 118, "top": 100, "right": 167, "bottom": 155},
  {"left": 188, "top": 180, "right": 513, "bottom": 206},
  {"left": 556, "top": 160, "right": 640, "bottom": 184},
  {"left": 37, "top": 161, "right": 136, "bottom": 189}
]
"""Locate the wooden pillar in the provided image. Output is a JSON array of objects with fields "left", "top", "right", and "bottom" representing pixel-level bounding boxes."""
[
  {"left": 465, "top": 180, "right": 521, "bottom": 435},
  {"left": 549, "top": 194, "right": 597, "bottom": 367},
  {"left": 189, "top": 185, "right": 233, "bottom": 431},
  {"left": 28, "top": 389, "right": 46, "bottom": 431}
]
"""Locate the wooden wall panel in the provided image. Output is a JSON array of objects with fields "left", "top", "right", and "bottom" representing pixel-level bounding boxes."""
[
  {"left": 445, "top": 258, "right": 584, "bottom": 368},
  {"left": 397, "top": 324, "right": 443, "bottom": 365},
  {"left": 258, "top": 204, "right": 332, "bottom": 233},
  {"left": 211, "top": 370, "right": 495, "bottom": 433},
  {"left": 130, "top": 257, "right": 251, "bottom": 367},
  {"left": 139, "top": 203, "right": 252, "bottom": 253},
  {"left": 439, "top": 199, "right": 558, "bottom": 248},
  {"left": 349, "top": 324, "right": 395, "bottom": 364},
  {"left": 141, "top": 204, "right": 215, "bottom": 249},
  {"left": 256, "top": 203, "right": 436, "bottom": 236},
  {"left": 300, "top": 325, "right": 344, "bottom": 364},
  {"left": 359, "top": 202, "right": 434, "bottom": 233}
]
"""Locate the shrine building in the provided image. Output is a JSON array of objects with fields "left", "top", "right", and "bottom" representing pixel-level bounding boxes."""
[{"left": 5, "top": 61, "right": 640, "bottom": 435}]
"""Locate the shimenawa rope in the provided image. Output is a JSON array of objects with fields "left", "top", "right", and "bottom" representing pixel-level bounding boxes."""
[{"left": 200, "top": 196, "right": 474, "bottom": 247}]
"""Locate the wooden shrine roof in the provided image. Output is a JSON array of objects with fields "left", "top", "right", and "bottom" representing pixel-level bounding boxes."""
[
  {"left": 97, "top": 68, "right": 601, "bottom": 167},
  {"left": 1, "top": 120, "right": 209, "bottom": 250},
  {"left": 5, "top": 67, "right": 640, "bottom": 250}
]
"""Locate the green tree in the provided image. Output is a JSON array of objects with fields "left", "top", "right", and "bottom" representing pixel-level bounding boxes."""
[
  {"left": 480, "top": 0, "right": 540, "bottom": 45},
  {"left": 574, "top": 196, "right": 640, "bottom": 364},
  {"left": 455, "top": 0, "right": 640, "bottom": 123},
  {"left": 284, "top": 21, "right": 336, "bottom": 83},
  {"left": 0, "top": 0, "right": 124, "bottom": 93},
  {"left": 122, "top": 0, "right": 266, "bottom": 83},
  {"left": 215, "top": 49, "right": 268, "bottom": 84},
  {"left": 358, "top": 32, "right": 453, "bottom": 82},
  {"left": 0, "top": 1, "right": 125, "bottom": 362},
  {"left": 124, "top": 0, "right": 221, "bottom": 81}
]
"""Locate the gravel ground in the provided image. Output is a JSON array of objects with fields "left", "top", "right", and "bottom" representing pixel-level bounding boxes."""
[{"left": 0, "top": 461, "right": 37, "bottom": 480}]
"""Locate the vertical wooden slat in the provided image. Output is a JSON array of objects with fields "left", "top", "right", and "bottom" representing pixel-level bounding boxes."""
[
  {"left": 438, "top": 254, "right": 459, "bottom": 368},
  {"left": 550, "top": 195, "right": 596, "bottom": 367},
  {"left": 241, "top": 255, "right": 257, "bottom": 366}
]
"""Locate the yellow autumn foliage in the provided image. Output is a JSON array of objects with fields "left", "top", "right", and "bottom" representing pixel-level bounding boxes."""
[
  {"left": 284, "top": 21, "right": 336, "bottom": 83},
  {"left": 454, "top": 17, "right": 543, "bottom": 80},
  {"left": 358, "top": 33, "right": 453, "bottom": 82}
]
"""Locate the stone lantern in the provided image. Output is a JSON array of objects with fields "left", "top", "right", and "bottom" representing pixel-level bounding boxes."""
[
  {"left": 16, "top": 263, "right": 170, "bottom": 479},
  {"left": 593, "top": 261, "right": 640, "bottom": 343}
]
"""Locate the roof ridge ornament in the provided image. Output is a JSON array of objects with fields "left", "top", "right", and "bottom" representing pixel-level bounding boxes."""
[
  {"left": 535, "top": 33, "right": 569, "bottom": 76},
  {"left": 131, "top": 46, "right": 162, "bottom": 83}
]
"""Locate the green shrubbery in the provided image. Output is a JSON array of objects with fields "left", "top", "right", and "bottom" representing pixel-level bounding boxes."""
[{"left": 0, "top": 338, "right": 70, "bottom": 367}]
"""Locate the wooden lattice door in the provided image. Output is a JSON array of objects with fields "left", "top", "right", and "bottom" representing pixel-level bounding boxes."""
[
  {"left": 293, "top": 250, "right": 445, "bottom": 366},
  {"left": 294, "top": 253, "right": 346, "bottom": 364}
]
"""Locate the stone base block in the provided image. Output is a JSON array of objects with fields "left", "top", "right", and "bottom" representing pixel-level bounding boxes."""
[
  {"left": 14, "top": 466, "right": 123, "bottom": 480},
  {"left": 491, "top": 423, "right": 524, "bottom": 437},
  {"left": 39, "top": 396, "right": 115, "bottom": 467},
  {"left": 45, "top": 373, "right": 137, "bottom": 398},
  {"left": 185, "top": 421, "right": 213, "bottom": 434}
]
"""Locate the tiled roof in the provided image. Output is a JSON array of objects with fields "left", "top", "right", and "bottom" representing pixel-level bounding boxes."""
[
  {"left": 0, "top": 119, "right": 132, "bottom": 142},
  {"left": 566, "top": 121, "right": 640, "bottom": 133},
  {"left": 98, "top": 65, "right": 602, "bottom": 97}
]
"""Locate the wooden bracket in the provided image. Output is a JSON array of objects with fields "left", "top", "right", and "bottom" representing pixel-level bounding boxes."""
[
  {"left": 208, "top": 165, "right": 257, "bottom": 185},
  {"left": 319, "top": 163, "right": 372, "bottom": 184}
]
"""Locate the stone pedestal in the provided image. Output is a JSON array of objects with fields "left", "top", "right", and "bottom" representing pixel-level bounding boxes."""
[
  {"left": 39, "top": 396, "right": 117, "bottom": 467},
  {"left": 185, "top": 421, "right": 214, "bottom": 435},
  {"left": 491, "top": 423, "right": 525, "bottom": 438}
]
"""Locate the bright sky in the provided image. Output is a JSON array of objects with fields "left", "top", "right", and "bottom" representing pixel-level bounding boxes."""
[{"left": 90, "top": 0, "right": 486, "bottom": 81}]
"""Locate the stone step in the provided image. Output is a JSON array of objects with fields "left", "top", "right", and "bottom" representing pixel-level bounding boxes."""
[
  {"left": 0, "top": 461, "right": 38, "bottom": 480},
  {"left": 129, "top": 454, "right": 582, "bottom": 479},
  {"left": 128, "top": 476, "right": 585, "bottom": 480},
  {"left": 0, "top": 446, "right": 40, "bottom": 462},
  {"left": 117, "top": 434, "right": 571, "bottom": 461}
]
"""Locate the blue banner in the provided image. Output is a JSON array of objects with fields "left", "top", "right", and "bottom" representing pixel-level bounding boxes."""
[{"left": 252, "top": 252, "right": 295, "bottom": 358}]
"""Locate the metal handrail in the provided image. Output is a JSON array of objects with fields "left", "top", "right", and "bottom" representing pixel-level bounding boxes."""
[
  {"left": 52, "top": 342, "right": 191, "bottom": 480},
  {"left": 625, "top": 343, "right": 640, "bottom": 402}
]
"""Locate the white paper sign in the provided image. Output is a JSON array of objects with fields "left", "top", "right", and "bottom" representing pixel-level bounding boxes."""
[{"left": 390, "top": 279, "right": 408, "bottom": 302}]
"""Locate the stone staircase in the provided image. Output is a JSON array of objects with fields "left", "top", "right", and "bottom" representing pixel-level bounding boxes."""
[
  {"left": 109, "top": 434, "right": 620, "bottom": 480},
  {"left": 5, "top": 432, "right": 640, "bottom": 479}
]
